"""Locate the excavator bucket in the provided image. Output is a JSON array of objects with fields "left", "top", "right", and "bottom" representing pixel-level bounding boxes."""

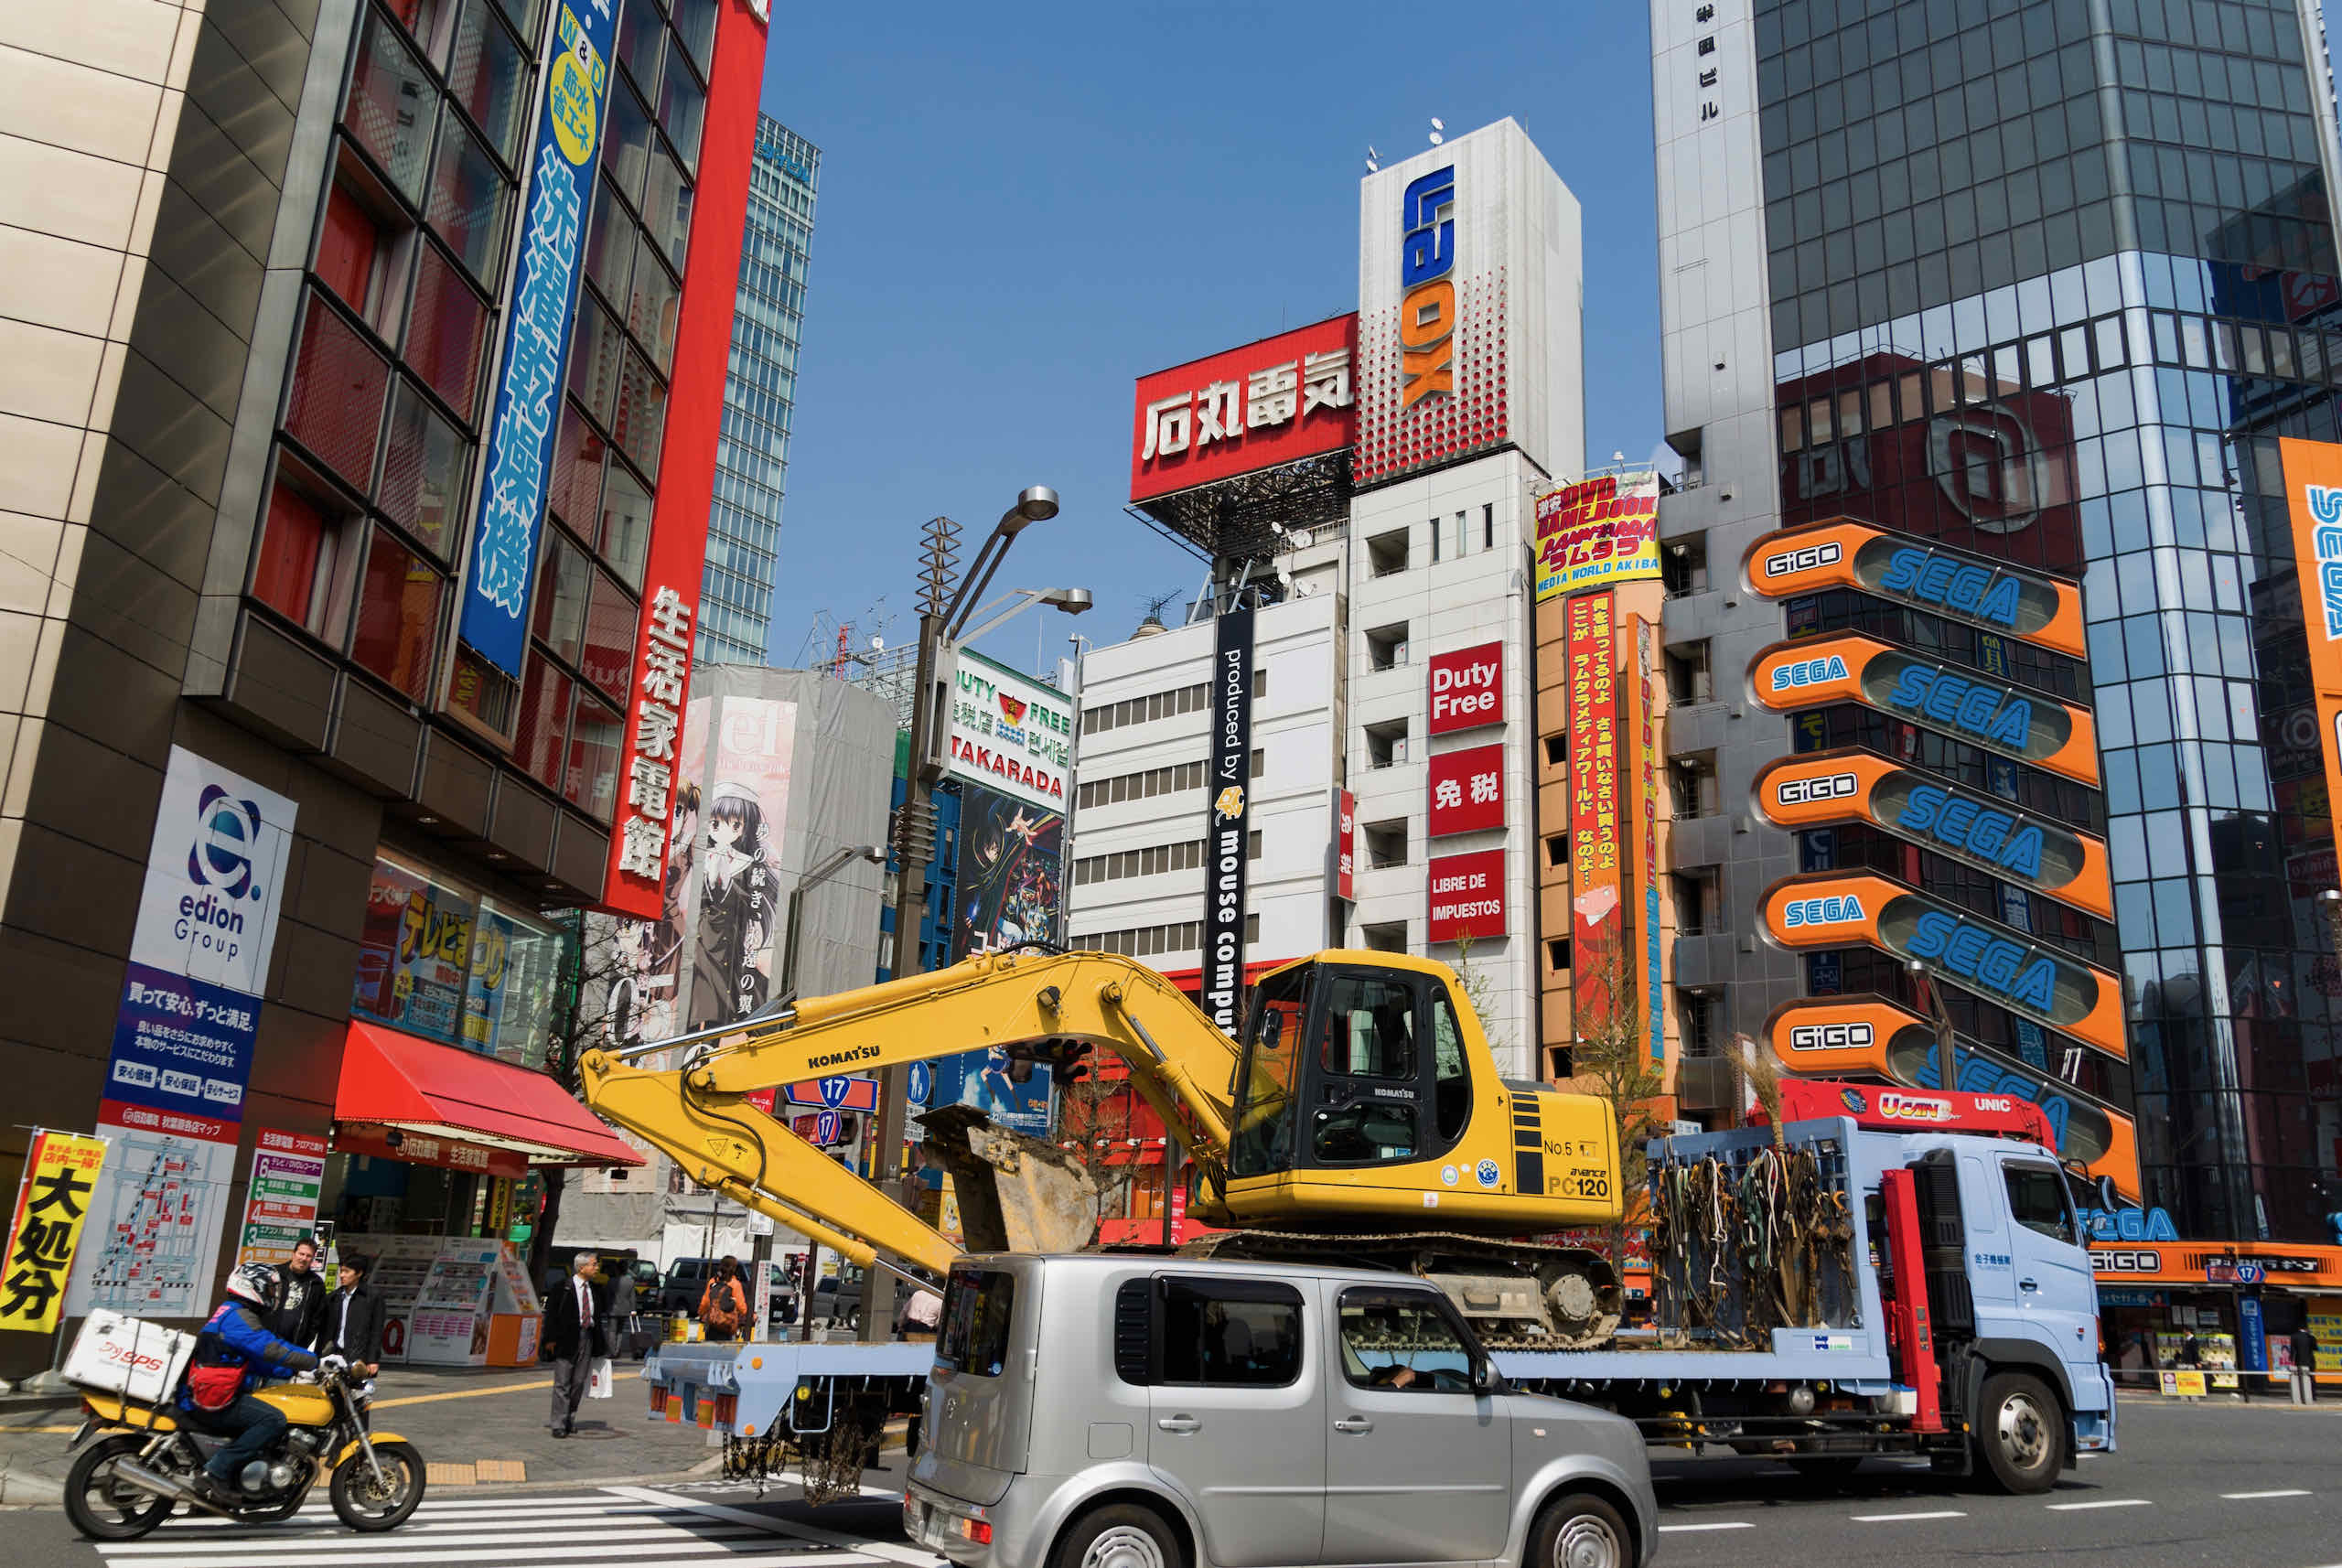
[{"left": 919, "top": 1103, "right": 1100, "bottom": 1255}]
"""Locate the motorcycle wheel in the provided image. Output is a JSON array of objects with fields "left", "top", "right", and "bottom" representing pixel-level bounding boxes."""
[
  {"left": 64, "top": 1434, "right": 176, "bottom": 1541},
  {"left": 328, "top": 1440, "right": 425, "bottom": 1532}
]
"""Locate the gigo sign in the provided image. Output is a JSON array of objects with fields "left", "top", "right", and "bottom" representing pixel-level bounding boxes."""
[
  {"left": 1428, "top": 642, "right": 1503, "bottom": 734},
  {"left": 1743, "top": 519, "right": 2085, "bottom": 659}
]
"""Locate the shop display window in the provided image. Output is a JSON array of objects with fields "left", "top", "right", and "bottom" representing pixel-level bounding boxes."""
[{"left": 351, "top": 852, "right": 574, "bottom": 1068}]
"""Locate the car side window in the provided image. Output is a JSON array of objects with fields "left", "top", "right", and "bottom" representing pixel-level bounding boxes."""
[
  {"left": 1156, "top": 1276, "right": 1304, "bottom": 1387},
  {"left": 2003, "top": 1162, "right": 2077, "bottom": 1245},
  {"left": 1338, "top": 1288, "right": 1476, "bottom": 1392}
]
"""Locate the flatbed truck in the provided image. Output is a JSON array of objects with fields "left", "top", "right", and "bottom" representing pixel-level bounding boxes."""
[{"left": 643, "top": 1085, "right": 2112, "bottom": 1498}]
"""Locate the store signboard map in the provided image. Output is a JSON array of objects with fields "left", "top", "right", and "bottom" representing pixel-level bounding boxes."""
[
  {"left": 68, "top": 747, "right": 297, "bottom": 1318},
  {"left": 233, "top": 1129, "right": 326, "bottom": 1268}
]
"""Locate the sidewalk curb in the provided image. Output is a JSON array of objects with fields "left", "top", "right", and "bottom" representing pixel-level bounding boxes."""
[{"left": 0, "top": 1462, "right": 66, "bottom": 1509}]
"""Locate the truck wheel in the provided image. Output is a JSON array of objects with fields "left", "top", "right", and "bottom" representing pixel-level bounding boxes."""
[
  {"left": 1050, "top": 1501, "right": 1185, "bottom": 1568},
  {"left": 1975, "top": 1372, "right": 2064, "bottom": 1494},
  {"left": 1529, "top": 1492, "right": 1631, "bottom": 1568}
]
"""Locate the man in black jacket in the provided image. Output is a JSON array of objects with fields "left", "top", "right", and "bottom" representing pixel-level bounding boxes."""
[
  {"left": 317, "top": 1253, "right": 384, "bottom": 1377},
  {"left": 264, "top": 1238, "right": 328, "bottom": 1351},
  {"left": 542, "top": 1251, "right": 608, "bottom": 1437}
]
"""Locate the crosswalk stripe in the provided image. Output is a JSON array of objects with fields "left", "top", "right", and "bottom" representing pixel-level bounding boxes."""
[
  {"left": 102, "top": 1553, "right": 873, "bottom": 1568},
  {"left": 611, "top": 1487, "right": 943, "bottom": 1568},
  {"left": 2046, "top": 1498, "right": 2154, "bottom": 1511},
  {"left": 1658, "top": 1521, "right": 1755, "bottom": 1532},
  {"left": 102, "top": 1523, "right": 780, "bottom": 1556},
  {"left": 2221, "top": 1489, "right": 2312, "bottom": 1499}
]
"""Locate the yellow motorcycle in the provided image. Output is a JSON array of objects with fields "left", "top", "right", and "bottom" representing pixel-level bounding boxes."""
[{"left": 63, "top": 1363, "right": 424, "bottom": 1539}]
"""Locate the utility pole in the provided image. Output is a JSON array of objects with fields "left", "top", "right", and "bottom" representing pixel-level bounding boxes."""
[{"left": 863, "top": 491, "right": 1059, "bottom": 1342}]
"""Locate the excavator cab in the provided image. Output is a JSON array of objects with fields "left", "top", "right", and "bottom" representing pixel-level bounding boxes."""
[{"left": 1229, "top": 956, "right": 1477, "bottom": 1182}]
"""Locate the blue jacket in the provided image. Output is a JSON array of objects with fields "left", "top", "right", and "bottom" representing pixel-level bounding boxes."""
[{"left": 177, "top": 1300, "right": 319, "bottom": 1412}]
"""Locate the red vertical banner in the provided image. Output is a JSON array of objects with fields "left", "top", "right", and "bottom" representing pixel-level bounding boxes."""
[
  {"left": 1567, "top": 592, "right": 1620, "bottom": 1021},
  {"left": 1336, "top": 788, "right": 1356, "bottom": 902},
  {"left": 598, "top": 0, "right": 772, "bottom": 916}
]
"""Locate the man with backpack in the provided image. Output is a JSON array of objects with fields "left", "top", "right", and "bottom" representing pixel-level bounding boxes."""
[
  {"left": 697, "top": 1256, "right": 749, "bottom": 1343},
  {"left": 178, "top": 1262, "right": 338, "bottom": 1500}
]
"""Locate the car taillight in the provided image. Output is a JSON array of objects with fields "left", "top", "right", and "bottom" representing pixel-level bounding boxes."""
[{"left": 960, "top": 1519, "right": 993, "bottom": 1545}]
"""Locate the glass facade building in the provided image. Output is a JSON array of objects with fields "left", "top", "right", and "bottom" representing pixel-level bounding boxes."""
[
  {"left": 1655, "top": 0, "right": 2342, "bottom": 1242},
  {"left": 700, "top": 115, "right": 822, "bottom": 664}
]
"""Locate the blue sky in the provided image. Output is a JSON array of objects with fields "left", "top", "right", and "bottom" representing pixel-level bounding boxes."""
[{"left": 752, "top": 5, "right": 1663, "bottom": 680}]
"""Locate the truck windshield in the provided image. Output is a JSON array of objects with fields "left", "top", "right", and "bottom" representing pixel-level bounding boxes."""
[
  {"left": 1230, "top": 965, "right": 1311, "bottom": 1176},
  {"left": 936, "top": 1268, "right": 1016, "bottom": 1379}
]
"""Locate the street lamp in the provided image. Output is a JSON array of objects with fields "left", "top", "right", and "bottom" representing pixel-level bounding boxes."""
[
  {"left": 1907, "top": 957, "right": 1958, "bottom": 1091},
  {"left": 867, "top": 487, "right": 1058, "bottom": 1344},
  {"left": 953, "top": 586, "right": 1094, "bottom": 650}
]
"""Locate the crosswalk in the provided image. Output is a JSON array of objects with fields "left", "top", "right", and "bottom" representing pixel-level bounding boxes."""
[{"left": 83, "top": 1485, "right": 948, "bottom": 1568}]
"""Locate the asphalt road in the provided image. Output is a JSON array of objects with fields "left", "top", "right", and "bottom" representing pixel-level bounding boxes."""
[{"left": 5, "top": 1397, "right": 2337, "bottom": 1568}]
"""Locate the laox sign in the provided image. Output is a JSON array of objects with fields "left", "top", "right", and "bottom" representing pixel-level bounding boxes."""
[{"left": 1428, "top": 642, "right": 1503, "bottom": 735}]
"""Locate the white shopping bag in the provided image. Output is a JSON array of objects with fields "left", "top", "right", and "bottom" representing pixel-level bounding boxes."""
[{"left": 587, "top": 1356, "right": 614, "bottom": 1400}]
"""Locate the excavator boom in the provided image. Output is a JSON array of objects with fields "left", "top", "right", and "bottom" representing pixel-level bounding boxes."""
[{"left": 579, "top": 948, "right": 1247, "bottom": 1279}]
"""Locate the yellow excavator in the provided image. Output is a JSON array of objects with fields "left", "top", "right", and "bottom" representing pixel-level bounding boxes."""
[{"left": 580, "top": 945, "right": 1628, "bottom": 1343}]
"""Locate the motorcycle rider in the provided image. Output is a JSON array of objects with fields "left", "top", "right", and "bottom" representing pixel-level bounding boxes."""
[{"left": 178, "top": 1262, "right": 341, "bottom": 1502}]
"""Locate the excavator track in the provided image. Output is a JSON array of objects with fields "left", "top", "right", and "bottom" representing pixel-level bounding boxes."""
[{"left": 1173, "top": 1227, "right": 1623, "bottom": 1349}]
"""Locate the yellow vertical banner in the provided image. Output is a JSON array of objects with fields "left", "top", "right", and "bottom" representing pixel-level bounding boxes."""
[{"left": 1, "top": 1131, "right": 108, "bottom": 1333}]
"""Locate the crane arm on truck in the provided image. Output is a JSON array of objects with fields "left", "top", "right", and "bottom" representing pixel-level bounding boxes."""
[{"left": 577, "top": 948, "right": 1254, "bottom": 1279}]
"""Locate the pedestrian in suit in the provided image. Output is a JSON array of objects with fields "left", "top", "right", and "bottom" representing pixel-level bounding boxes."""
[
  {"left": 2292, "top": 1325, "right": 2321, "bottom": 1404},
  {"left": 543, "top": 1250, "right": 609, "bottom": 1437},
  {"left": 317, "top": 1254, "right": 384, "bottom": 1376}
]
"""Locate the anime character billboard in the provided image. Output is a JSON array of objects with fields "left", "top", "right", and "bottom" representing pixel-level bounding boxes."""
[
  {"left": 952, "top": 782, "right": 1063, "bottom": 960},
  {"left": 686, "top": 698, "right": 796, "bottom": 1030}
]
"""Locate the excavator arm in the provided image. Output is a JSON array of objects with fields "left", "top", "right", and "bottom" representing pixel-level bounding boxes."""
[{"left": 577, "top": 948, "right": 1251, "bottom": 1279}]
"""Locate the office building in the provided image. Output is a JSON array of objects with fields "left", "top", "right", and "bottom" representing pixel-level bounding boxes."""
[
  {"left": 0, "top": 0, "right": 772, "bottom": 1376},
  {"left": 700, "top": 115, "right": 821, "bottom": 665},
  {"left": 1653, "top": 0, "right": 2342, "bottom": 1242}
]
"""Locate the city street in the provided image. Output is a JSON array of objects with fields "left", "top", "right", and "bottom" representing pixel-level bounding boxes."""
[{"left": 4, "top": 1398, "right": 2337, "bottom": 1568}]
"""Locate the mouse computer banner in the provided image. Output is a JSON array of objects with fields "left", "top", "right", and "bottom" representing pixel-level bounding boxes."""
[
  {"left": 1753, "top": 749, "right": 2112, "bottom": 918},
  {"left": 1741, "top": 519, "right": 2086, "bottom": 660},
  {"left": 1748, "top": 634, "right": 2100, "bottom": 787},
  {"left": 1757, "top": 871, "right": 2126, "bottom": 1062}
]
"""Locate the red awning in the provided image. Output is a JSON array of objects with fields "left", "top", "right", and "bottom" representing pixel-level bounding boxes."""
[{"left": 335, "top": 1021, "right": 645, "bottom": 1167}]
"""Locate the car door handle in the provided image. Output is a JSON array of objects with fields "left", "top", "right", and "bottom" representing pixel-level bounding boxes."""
[
  {"left": 2019, "top": 1278, "right": 2040, "bottom": 1293},
  {"left": 1156, "top": 1416, "right": 1199, "bottom": 1434},
  {"left": 1334, "top": 1417, "right": 1374, "bottom": 1434}
]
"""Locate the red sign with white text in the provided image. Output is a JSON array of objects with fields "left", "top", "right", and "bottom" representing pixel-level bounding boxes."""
[
  {"left": 1428, "top": 743, "right": 1505, "bottom": 837},
  {"left": 1337, "top": 789, "right": 1356, "bottom": 901},
  {"left": 598, "top": 0, "right": 770, "bottom": 918},
  {"left": 1130, "top": 315, "right": 1359, "bottom": 503},
  {"left": 1428, "top": 850, "right": 1507, "bottom": 943},
  {"left": 1427, "top": 641, "right": 1504, "bottom": 735}
]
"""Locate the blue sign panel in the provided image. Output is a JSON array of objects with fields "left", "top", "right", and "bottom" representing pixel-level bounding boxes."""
[
  {"left": 457, "top": 1, "right": 618, "bottom": 678},
  {"left": 104, "top": 961, "right": 261, "bottom": 1122}
]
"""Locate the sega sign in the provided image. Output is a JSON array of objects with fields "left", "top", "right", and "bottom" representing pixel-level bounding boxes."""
[
  {"left": 1781, "top": 894, "right": 1865, "bottom": 928},
  {"left": 2308, "top": 482, "right": 2342, "bottom": 638},
  {"left": 1399, "top": 166, "right": 1456, "bottom": 411},
  {"left": 1771, "top": 654, "right": 1851, "bottom": 691}
]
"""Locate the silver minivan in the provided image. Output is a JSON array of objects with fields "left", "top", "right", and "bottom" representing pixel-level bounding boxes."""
[{"left": 904, "top": 1255, "right": 1656, "bottom": 1568}]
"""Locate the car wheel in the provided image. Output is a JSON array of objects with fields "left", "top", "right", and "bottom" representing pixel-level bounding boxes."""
[
  {"left": 1529, "top": 1491, "right": 1631, "bottom": 1568},
  {"left": 1049, "top": 1501, "right": 1184, "bottom": 1568},
  {"left": 843, "top": 1306, "right": 861, "bottom": 1331},
  {"left": 1975, "top": 1371, "right": 2064, "bottom": 1495}
]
